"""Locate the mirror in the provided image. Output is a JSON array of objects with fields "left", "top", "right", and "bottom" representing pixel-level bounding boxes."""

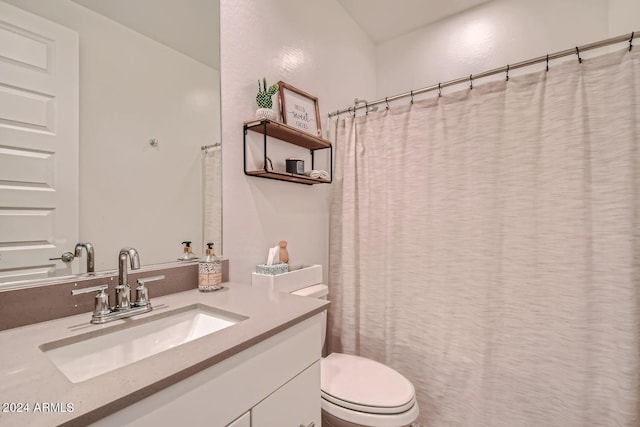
[{"left": 0, "top": 0, "right": 221, "bottom": 286}]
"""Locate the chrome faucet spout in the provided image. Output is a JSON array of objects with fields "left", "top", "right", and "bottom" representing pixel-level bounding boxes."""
[
  {"left": 118, "top": 247, "right": 140, "bottom": 286},
  {"left": 117, "top": 247, "right": 140, "bottom": 310},
  {"left": 127, "top": 247, "right": 140, "bottom": 270},
  {"left": 74, "top": 242, "right": 95, "bottom": 273}
]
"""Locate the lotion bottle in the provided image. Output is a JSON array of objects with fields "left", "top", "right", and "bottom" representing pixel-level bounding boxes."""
[{"left": 198, "top": 243, "right": 222, "bottom": 291}]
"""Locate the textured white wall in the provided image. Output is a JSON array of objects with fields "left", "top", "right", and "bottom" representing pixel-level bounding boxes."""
[
  {"left": 220, "top": 0, "right": 376, "bottom": 283},
  {"left": 375, "top": 0, "right": 638, "bottom": 101},
  {"left": 608, "top": 0, "right": 640, "bottom": 35},
  {"left": 3, "top": 0, "right": 220, "bottom": 271}
]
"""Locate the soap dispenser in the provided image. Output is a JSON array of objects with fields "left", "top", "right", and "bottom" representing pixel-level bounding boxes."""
[
  {"left": 198, "top": 243, "right": 222, "bottom": 291},
  {"left": 178, "top": 241, "right": 198, "bottom": 261}
]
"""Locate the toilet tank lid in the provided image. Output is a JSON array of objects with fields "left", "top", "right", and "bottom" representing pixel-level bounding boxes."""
[{"left": 291, "top": 284, "right": 328, "bottom": 298}]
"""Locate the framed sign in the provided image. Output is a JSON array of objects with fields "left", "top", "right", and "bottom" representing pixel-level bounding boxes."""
[{"left": 278, "top": 81, "right": 321, "bottom": 137}]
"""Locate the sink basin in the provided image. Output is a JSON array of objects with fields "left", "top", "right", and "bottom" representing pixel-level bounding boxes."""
[{"left": 40, "top": 304, "right": 247, "bottom": 383}]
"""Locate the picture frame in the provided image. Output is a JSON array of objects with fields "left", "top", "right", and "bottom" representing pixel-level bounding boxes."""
[{"left": 277, "top": 81, "right": 321, "bottom": 137}]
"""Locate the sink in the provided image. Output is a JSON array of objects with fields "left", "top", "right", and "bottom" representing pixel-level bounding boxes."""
[{"left": 40, "top": 304, "right": 247, "bottom": 383}]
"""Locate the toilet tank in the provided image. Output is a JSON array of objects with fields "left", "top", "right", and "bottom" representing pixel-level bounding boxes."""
[
  {"left": 291, "top": 284, "right": 328, "bottom": 348},
  {"left": 291, "top": 283, "right": 328, "bottom": 299}
]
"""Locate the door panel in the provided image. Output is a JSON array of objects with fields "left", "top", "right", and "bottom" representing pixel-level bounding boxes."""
[{"left": 0, "top": 2, "right": 79, "bottom": 284}]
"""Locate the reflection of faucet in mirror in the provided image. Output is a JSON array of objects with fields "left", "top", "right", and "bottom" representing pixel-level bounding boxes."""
[
  {"left": 117, "top": 248, "right": 140, "bottom": 310},
  {"left": 74, "top": 242, "right": 95, "bottom": 273}
]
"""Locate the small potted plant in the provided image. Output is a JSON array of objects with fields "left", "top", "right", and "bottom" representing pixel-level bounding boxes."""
[{"left": 256, "top": 78, "right": 279, "bottom": 121}]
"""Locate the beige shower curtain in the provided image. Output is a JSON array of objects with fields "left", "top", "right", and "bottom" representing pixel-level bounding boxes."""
[
  {"left": 328, "top": 48, "right": 640, "bottom": 427},
  {"left": 203, "top": 146, "right": 222, "bottom": 251}
]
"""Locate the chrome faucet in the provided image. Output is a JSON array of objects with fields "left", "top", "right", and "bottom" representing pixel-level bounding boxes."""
[
  {"left": 71, "top": 246, "right": 165, "bottom": 324},
  {"left": 74, "top": 242, "right": 95, "bottom": 273},
  {"left": 71, "top": 274, "right": 164, "bottom": 324},
  {"left": 117, "top": 247, "right": 140, "bottom": 310}
]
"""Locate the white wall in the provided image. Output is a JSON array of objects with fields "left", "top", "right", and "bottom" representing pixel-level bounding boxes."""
[
  {"left": 608, "top": 0, "right": 640, "bottom": 35},
  {"left": 3, "top": 0, "right": 220, "bottom": 271},
  {"left": 220, "top": 0, "right": 376, "bottom": 283},
  {"left": 375, "top": 0, "right": 639, "bottom": 101}
]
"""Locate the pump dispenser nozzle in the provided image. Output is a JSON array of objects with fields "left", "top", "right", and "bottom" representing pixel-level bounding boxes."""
[
  {"left": 178, "top": 241, "right": 198, "bottom": 261},
  {"left": 205, "top": 242, "right": 215, "bottom": 255}
]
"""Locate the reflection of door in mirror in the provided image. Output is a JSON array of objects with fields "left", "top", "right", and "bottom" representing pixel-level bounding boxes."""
[{"left": 0, "top": 2, "right": 79, "bottom": 283}]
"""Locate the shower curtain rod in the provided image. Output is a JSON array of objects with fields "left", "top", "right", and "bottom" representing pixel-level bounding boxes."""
[
  {"left": 201, "top": 142, "right": 221, "bottom": 152},
  {"left": 328, "top": 30, "right": 637, "bottom": 118}
]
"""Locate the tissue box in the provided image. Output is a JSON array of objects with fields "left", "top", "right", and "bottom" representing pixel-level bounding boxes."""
[
  {"left": 252, "top": 264, "right": 323, "bottom": 293},
  {"left": 256, "top": 263, "right": 289, "bottom": 275}
]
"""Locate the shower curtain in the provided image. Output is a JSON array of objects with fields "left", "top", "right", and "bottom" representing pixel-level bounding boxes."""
[
  {"left": 203, "top": 146, "right": 222, "bottom": 251},
  {"left": 328, "top": 48, "right": 640, "bottom": 427}
]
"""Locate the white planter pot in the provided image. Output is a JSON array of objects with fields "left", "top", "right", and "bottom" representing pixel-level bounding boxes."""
[{"left": 256, "top": 108, "right": 277, "bottom": 121}]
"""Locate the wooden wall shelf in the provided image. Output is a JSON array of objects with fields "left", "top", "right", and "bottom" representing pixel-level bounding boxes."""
[
  {"left": 244, "top": 119, "right": 331, "bottom": 150},
  {"left": 245, "top": 170, "right": 331, "bottom": 185},
  {"left": 243, "top": 119, "right": 332, "bottom": 185}
]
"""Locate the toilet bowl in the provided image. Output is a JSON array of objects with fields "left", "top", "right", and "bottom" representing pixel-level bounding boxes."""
[{"left": 291, "top": 284, "right": 419, "bottom": 427}]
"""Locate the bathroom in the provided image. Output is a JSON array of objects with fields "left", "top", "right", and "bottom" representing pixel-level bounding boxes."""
[{"left": 1, "top": 0, "right": 639, "bottom": 426}]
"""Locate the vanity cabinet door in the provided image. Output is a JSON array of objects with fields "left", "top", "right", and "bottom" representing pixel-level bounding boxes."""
[
  {"left": 251, "top": 360, "right": 320, "bottom": 427},
  {"left": 226, "top": 411, "right": 250, "bottom": 427}
]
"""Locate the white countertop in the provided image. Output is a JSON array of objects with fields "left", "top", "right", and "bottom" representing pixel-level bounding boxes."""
[{"left": 0, "top": 283, "right": 328, "bottom": 427}]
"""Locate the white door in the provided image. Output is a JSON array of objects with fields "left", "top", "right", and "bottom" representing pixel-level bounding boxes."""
[{"left": 0, "top": 1, "right": 79, "bottom": 284}]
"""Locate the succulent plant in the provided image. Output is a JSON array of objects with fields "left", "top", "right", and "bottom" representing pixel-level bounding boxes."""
[{"left": 256, "top": 78, "right": 279, "bottom": 109}]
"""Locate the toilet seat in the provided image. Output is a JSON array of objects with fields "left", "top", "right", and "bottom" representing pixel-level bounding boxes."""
[
  {"left": 321, "top": 398, "right": 419, "bottom": 427},
  {"left": 322, "top": 390, "right": 417, "bottom": 414},
  {"left": 321, "top": 353, "right": 417, "bottom": 415}
]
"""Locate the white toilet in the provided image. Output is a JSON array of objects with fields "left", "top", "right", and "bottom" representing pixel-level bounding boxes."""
[{"left": 291, "top": 284, "right": 419, "bottom": 427}]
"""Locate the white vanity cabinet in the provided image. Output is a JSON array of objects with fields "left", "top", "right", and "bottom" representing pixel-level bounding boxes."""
[
  {"left": 93, "top": 313, "right": 323, "bottom": 427},
  {"left": 225, "top": 361, "right": 320, "bottom": 427},
  {"left": 252, "top": 360, "right": 320, "bottom": 427},
  {"left": 226, "top": 412, "right": 250, "bottom": 427}
]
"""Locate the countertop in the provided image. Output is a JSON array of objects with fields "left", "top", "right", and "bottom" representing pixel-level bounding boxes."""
[{"left": 0, "top": 283, "right": 329, "bottom": 427}]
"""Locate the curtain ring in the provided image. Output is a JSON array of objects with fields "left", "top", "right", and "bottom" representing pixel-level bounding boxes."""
[
  {"left": 630, "top": 31, "right": 635, "bottom": 52},
  {"left": 575, "top": 46, "right": 582, "bottom": 64},
  {"left": 546, "top": 54, "right": 549, "bottom": 72},
  {"left": 365, "top": 101, "right": 369, "bottom": 115},
  {"left": 385, "top": 97, "right": 390, "bottom": 110},
  {"left": 410, "top": 90, "right": 414, "bottom": 104},
  {"left": 351, "top": 106, "right": 355, "bottom": 117},
  {"left": 505, "top": 64, "right": 510, "bottom": 81},
  {"left": 469, "top": 74, "right": 473, "bottom": 90},
  {"left": 438, "top": 83, "right": 442, "bottom": 97}
]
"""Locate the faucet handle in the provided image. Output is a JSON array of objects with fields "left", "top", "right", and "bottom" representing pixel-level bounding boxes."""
[
  {"left": 134, "top": 275, "right": 165, "bottom": 307},
  {"left": 136, "top": 275, "right": 165, "bottom": 286},
  {"left": 71, "top": 284, "right": 108, "bottom": 295},
  {"left": 72, "top": 284, "right": 111, "bottom": 316}
]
